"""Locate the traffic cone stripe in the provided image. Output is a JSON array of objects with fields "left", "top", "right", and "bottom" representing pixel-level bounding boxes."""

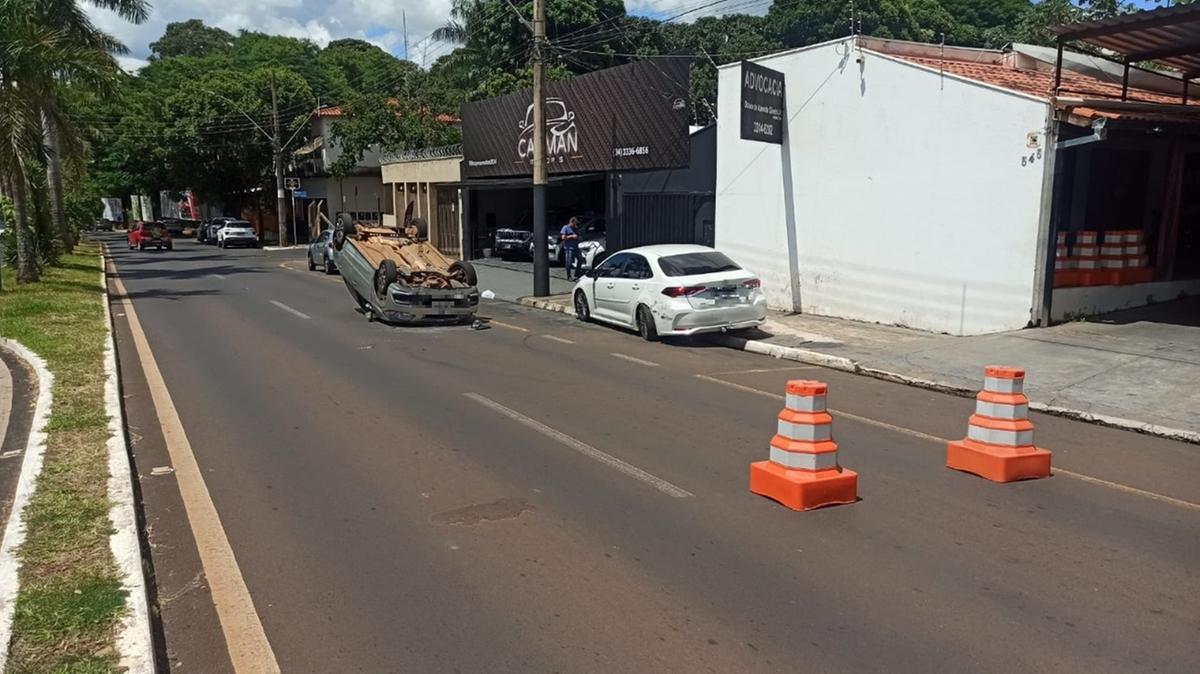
[
  {"left": 769, "top": 436, "right": 839, "bottom": 455},
  {"left": 974, "top": 399, "right": 1029, "bottom": 420},
  {"left": 983, "top": 376, "right": 1023, "bottom": 394},
  {"left": 769, "top": 446, "right": 840, "bottom": 470},
  {"left": 777, "top": 419, "right": 833, "bottom": 442},
  {"left": 785, "top": 392, "right": 827, "bottom": 413},
  {"left": 976, "top": 390, "right": 1028, "bottom": 405}
]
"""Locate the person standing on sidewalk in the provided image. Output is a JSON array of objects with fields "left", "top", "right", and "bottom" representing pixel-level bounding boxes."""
[{"left": 560, "top": 217, "right": 582, "bottom": 281}]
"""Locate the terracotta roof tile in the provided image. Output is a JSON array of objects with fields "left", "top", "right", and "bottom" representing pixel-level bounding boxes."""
[{"left": 897, "top": 55, "right": 1197, "bottom": 110}]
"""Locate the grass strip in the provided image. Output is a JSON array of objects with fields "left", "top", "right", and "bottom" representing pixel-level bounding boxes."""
[{"left": 1, "top": 242, "right": 125, "bottom": 673}]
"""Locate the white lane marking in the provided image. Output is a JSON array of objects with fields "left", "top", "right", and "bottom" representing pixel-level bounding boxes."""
[
  {"left": 694, "top": 374, "right": 1200, "bottom": 512},
  {"left": 542, "top": 334, "right": 575, "bottom": 344},
  {"left": 211, "top": 274, "right": 227, "bottom": 280},
  {"left": 465, "top": 393, "right": 692, "bottom": 499},
  {"left": 488, "top": 320, "right": 529, "bottom": 332},
  {"left": 111, "top": 271, "right": 282, "bottom": 672},
  {"left": 610, "top": 352, "right": 660, "bottom": 367},
  {"left": 269, "top": 300, "right": 311, "bottom": 320},
  {"left": 709, "top": 366, "right": 821, "bottom": 375},
  {"left": 0, "top": 451, "right": 22, "bottom": 460}
]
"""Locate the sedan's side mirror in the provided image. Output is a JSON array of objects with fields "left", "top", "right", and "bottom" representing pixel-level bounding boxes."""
[{"left": 585, "top": 268, "right": 599, "bottom": 279}]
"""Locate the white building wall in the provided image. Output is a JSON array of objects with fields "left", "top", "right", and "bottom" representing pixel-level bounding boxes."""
[{"left": 715, "top": 39, "right": 1052, "bottom": 335}]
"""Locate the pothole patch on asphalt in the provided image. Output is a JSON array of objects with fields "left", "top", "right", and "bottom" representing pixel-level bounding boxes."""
[{"left": 432, "top": 497, "right": 531, "bottom": 526}]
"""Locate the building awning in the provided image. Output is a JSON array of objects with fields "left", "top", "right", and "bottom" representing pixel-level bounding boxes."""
[
  {"left": 293, "top": 135, "right": 323, "bottom": 157},
  {"left": 1052, "top": 4, "right": 1200, "bottom": 78}
]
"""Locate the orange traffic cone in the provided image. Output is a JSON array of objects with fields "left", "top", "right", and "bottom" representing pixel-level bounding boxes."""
[
  {"left": 750, "top": 381, "right": 857, "bottom": 510},
  {"left": 946, "top": 366, "right": 1051, "bottom": 482}
]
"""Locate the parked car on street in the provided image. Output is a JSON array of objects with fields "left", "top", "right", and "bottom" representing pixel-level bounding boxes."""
[
  {"left": 307, "top": 229, "right": 338, "bottom": 274},
  {"left": 217, "top": 220, "right": 258, "bottom": 248},
  {"left": 200, "top": 217, "right": 233, "bottom": 244},
  {"left": 571, "top": 244, "right": 766, "bottom": 341},
  {"left": 127, "top": 221, "right": 173, "bottom": 251},
  {"left": 332, "top": 206, "right": 479, "bottom": 324}
]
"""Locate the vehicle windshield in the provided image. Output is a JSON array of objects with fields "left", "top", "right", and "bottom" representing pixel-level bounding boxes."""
[
  {"left": 657, "top": 251, "right": 741, "bottom": 277},
  {"left": 227, "top": 221, "right": 250, "bottom": 228}
]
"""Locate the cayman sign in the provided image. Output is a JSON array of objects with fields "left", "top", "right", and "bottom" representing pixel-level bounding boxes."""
[{"left": 461, "top": 59, "right": 690, "bottom": 178}]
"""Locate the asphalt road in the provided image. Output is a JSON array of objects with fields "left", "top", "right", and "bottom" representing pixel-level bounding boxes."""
[{"left": 104, "top": 236, "right": 1200, "bottom": 673}]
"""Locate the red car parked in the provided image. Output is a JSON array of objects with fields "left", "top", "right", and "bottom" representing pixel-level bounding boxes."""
[{"left": 127, "top": 221, "right": 173, "bottom": 251}]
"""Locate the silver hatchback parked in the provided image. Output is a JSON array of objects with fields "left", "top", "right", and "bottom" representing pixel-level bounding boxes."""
[{"left": 307, "top": 230, "right": 338, "bottom": 274}]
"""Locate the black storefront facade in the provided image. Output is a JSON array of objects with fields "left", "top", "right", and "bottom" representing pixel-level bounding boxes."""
[{"left": 457, "top": 59, "right": 716, "bottom": 261}]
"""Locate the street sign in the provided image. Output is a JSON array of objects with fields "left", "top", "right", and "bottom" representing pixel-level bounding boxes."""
[
  {"left": 293, "top": 190, "right": 307, "bottom": 198},
  {"left": 284, "top": 177, "right": 300, "bottom": 190}
]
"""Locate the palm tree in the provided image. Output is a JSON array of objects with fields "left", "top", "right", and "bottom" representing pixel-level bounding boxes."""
[
  {"left": 0, "top": 0, "right": 128, "bottom": 281},
  {"left": 434, "top": 0, "right": 485, "bottom": 44},
  {"left": 37, "top": 0, "right": 148, "bottom": 255}
]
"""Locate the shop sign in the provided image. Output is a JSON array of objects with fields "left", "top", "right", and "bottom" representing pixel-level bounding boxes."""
[
  {"left": 740, "top": 61, "right": 785, "bottom": 144},
  {"left": 462, "top": 59, "right": 690, "bottom": 178}
]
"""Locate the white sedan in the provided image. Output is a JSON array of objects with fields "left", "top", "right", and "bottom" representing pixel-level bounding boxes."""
[{"left": 571, "top": 244, "right": 767, "bottom": 340}]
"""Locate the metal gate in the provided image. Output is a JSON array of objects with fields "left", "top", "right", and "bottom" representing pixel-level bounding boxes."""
[
  {"left": 435, "top": 187, "right": 461, "bottom": 257},
  {"left": 620, "top": 193, "right": 715, "bottom": 249}
]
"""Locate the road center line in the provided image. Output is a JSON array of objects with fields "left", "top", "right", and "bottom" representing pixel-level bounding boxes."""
[
  {"left": 610, "top": 352, "right": 660, "bottom": 367},
  {"left": 693, "top": 374, "right": 1200, "bottom": 512},
  {"left": 270, "top": 300, "right": 311, "bottom": 320},
  {"left": 488, "top": 320, "right": 529, "bottom": 332},
  {"left": 542, "top": 334, "right": 575, "bottom": 344},
  {"left": 109, "top": 266, "right": 281, "bottom": 672},
  {"left": 210, "top": 273, "right": 226, "bottom": 280},
  {"left": 465, "top": 393, "right": 693, "bottom": 499}
]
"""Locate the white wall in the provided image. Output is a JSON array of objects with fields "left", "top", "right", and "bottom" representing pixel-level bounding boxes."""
[{"left": 715, "top": 39, "right": 1052, "bottom": 335}]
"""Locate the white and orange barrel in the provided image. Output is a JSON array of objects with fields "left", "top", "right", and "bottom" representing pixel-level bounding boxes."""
[
  {"left": 946, "top": 366, "right": 1051, "bottom": 483},
  {"left": 1100, "top": 255, "right": 1126, "bottom": 269},
  {"left": 1074, "top": 244, "right": 1099, "bottom": 257},
  {"left": 1076, "top": 230, "right": 1098, "bottom": 245},
  {"left": 1100, "top": 242, "right": 1125, "bottom": 256},
  {"left": 1056, "top": 231, "right": 1067, "bottom": 244},
  {"left": 1103, "top": 230, "right": 1125, "bottom": 245},
  {"left": 1123, "top": 230, "right": 1144, "bottom": 243},
  {"left": 750, "top": 380, "right": 857, "bottom": 510},
  {"left": 1074, "top": 256, "right": 1100, "bottom": 270}
]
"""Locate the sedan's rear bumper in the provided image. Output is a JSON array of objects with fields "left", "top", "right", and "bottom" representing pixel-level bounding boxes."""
[{"left": 659, "top": 303, "right": 768, "bottom": 336}]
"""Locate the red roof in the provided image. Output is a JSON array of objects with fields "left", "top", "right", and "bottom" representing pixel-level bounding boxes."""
[{"left": 896, "top": 54, "right": 1198, "bottom": 122}]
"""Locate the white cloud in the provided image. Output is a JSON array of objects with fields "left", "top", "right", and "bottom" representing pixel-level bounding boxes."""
[
  {"left": 116, "top": 55, "right": 150, "bottom": 73},
  {"left": 86, "top": 0, "right": 456, "bottom": 64}
]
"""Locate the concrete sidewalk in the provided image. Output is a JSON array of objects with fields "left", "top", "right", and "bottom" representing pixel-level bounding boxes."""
[
  {"left": 720, "top": 298, "right": 1200, "bottom": 442},
  {"left": 474, "top": 259, "right": 575, "bottom": 302},
  {"left": 515, "top": 288, "right": 1199, "bottom": 442}
]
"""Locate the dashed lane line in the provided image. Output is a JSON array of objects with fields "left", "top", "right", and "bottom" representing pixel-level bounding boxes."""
[
  {"left": 610, "top": 352, "right": 660, "bottom": 367},
  {"left": 466, "top": 393, "right": 693, "bottom": 499},
  {"left": 542, "top": 335, "right": 576, "bottom": 345},
  {"left": 694, "top": 374, "right": 1200, "bottom": 512},
  {"left": 488, "top": 320, "right": 530, "bottom": 332},
  {"left": 269, "top": 300, "right": 312, "bottom": 320}
]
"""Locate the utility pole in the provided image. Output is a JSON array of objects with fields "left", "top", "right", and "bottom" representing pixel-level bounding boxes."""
[
  {"left": 271, "top": 71, "right": 288, "bottom": 247},
  {"left": 531, "top": 0, "right": 549, "bottom": 296},
  {"left": 402, "top": 11, "right": 409, "bottom": 61}
]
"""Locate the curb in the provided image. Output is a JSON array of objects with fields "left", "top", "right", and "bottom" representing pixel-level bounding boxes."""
[
  {"left": 506, "top": 298, "right": 1200, "bottom": 444},
  {"left": 714, "top": 335, "right": 1200, "bottom": 445},
  {"left": 100, "top": 253, "right": 158, "bottom": 673},
  {"left": 518, "top": 296, "right": 573, "bottom": 315},
  {"left": 0, "top": 341, "right": 54, "bottom": 671}
]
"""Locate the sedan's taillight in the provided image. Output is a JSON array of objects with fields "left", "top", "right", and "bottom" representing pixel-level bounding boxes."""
[
  {"left": 662, "top": 286, "right": 706, "bottom": 298},
  {"left": 743, "top": 278, "right": 761, "bottom": 288}
]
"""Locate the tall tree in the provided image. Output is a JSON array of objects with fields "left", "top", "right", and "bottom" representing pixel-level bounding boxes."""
[{"left": 150, "top": 19, "right": 235, "bottom": 59}]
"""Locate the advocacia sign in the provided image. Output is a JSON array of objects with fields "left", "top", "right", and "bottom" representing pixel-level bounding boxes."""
[{"left": 740, "top": 61, "right": 785, "bottom": 144}]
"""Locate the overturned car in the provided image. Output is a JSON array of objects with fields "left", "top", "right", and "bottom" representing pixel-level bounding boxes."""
[{"left": 332, "top": 205, "right": 479, "bottom": 324}]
